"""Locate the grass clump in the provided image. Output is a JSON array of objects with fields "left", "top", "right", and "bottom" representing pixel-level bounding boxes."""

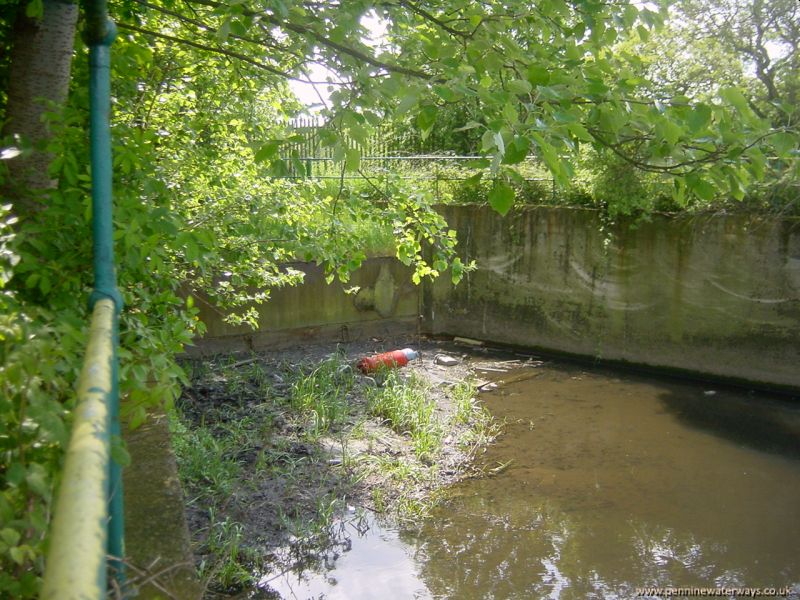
[
  {"left": 367, "top": 371, "right": 443, "bottom": 460},
  {"left": 449, "top": 379, "right": 500, "bottom": 448},
  {"left": 451, "top": 380, "right": 477, "bottom": 425},
  {"left": 198, "top": 511, "right": 258, "bottom": 591},
  {"left": 169, "top": 404, "right": 270, "bottom": 592},
  {"left": 289, "top": 354, "right": 355, "bottom": 435},
  {"left": 169, "top": 412, "right": 242, "bottom": 501}
]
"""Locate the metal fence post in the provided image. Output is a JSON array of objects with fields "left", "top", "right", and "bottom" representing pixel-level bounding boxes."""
[{"left": 42, "top": 0, "right": 125, "bottom": 596}]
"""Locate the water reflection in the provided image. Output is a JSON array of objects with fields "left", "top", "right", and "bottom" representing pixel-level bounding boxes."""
[
  {"left": 414, "top": 365, "right": 800, "bottom": 599},
  {"left": 260, "top": 515, "right": 431, "bottom": 599},
  {"left": 415, "top": 495, "right": 799, "bottom": 599}
]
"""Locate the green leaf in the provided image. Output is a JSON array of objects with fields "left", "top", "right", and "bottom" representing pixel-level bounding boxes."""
[
  {"left": 348, "top": 123, "right": 368, "bottom": 146},
  {"left": 687, "top": 104, "right": 712, "bottom": 133},
  {"left": 623, "top": 4, "right": 639, "bottom": 27},
  {"left": 268, "top": 159, "right": 289, "bottom": 177},
  {"left": 254, "top": 141, "right": 280, "bottom": 163},
  {"left": 772, "top": 132, "right": 797, "bottom": 157},
  {"left": 332, "top": 142, "right": 346, "bottom": 162},
  {"left": 719, "top": 87, "right": 748, "bottom": 112},
  {"left": 586, "top": 78, "right": 609, "bottom": 96},
  {"left": 451, "top": 257, "right": 464, "bottom": 284},
  {"left": 363, "top": 111, "right": 382, "bottom": 126},
  {"left": 508, "top": 79, "right": 533, "bottom": 95},
  {"left": 453, "top": 121, "right": 482, "bottom": 132},
  {"left": 24, "top": 0, "right": 42, "bottom": 18},
  {"left": 488, "top": 181, "right": 515, "bottom": 216},
  {"left": 481, "top": 130, "right": 496, "bottom": 152},
  {"left": 719, "top": 87, "right": 755, "bottom": 122},
  {"left": 537, "top": 86, "right": 565, "bottom": 101},
  {"left": 727, "top": 169, "right": 745, "bottom": 201},
  {"left": 434, "top": 85, "right": 457, "bottom": 102},
  {"left": 464, "top": 172, "right": 483, "bottom": 186},
  {"left": 493, "top": 132, "right": 506, "bottom": 155},
  {"left": 9, "top": 546, "right": 26, "bottom": 565},
  {"left": 747, "top": 147, "right": 766, "bottom": 179},
  {"left": 111, "top": 435, "right": 132, "bottom": 468},
  {"left": 567, "top": 122, "right": 593, "bottom": 142},
  {"left": 345, "top": 148, "right": 360, "bottom": 172},
  {"left": 396, "top": 92, "right": 419, "bottom": 116},
  {"left": 655, "top": 119, "right": 683, "bottom": 146},
  {"left": 25, "top": 465, "right": 49, "bottom": 499},
  {"left": 217, "top": 18, "right": 232, "bottom": 43},
  {"left": 530, "top": 133, "right": 565, "bottom": 185},
  {"left": 0, "top": 528, "right": 20, "bottom": 547},
  {"left": 319, "top": 130, "right": 339, "bottom": 147},
  {"left": 502, "top": 136, "right": 530, "bottom": 165},
  {"left": 417, "top": 105, "right": 438, "bottom": 132},
  {"left": 129, "top": 405, "right": 147, "bottom": 430},
  {"left": 526, "top": 65, "right": 550, "bottom": 86},
  {"left": 686, "top": 174, "right": 715, "bottom": 201},
  {"left": 5, "top": 463, "right": 25, "bottom": 486}
]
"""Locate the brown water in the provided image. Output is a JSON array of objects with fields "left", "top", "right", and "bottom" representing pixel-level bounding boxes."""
[{"left": 264, "top": 362, "right": 800, "bottom": 599}]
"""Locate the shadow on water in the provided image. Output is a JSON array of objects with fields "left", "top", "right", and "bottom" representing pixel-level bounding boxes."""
[{"left": 656, "top": 386, "right": 800, "bottom": 459}]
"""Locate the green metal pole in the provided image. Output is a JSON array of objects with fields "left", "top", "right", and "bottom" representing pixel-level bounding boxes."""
[{"left": 84, "top": 0, "right": 125, "bottom": 589}]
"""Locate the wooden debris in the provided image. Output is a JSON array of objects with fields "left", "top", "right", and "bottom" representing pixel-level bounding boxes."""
[
  {"left": 473, "top": 365, "right": 508, "bottom": 373},
  {"left": 453, "top": 336, "right": 484, "bottom": 346}
]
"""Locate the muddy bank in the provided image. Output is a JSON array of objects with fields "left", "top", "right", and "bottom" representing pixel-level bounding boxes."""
[{"left": 174, "top": 337, "right": 525, "bottom": 597}]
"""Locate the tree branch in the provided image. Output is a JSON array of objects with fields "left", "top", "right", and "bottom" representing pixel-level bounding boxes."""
[
  {"left": 394, "top": 0, "right": 469, "bottom": 38},
  {"left": 116, "top": 22, "right": 348, "bottom": 86},
  {"left": 184, "top": 0, "right": 436, "bottom": 81},
  {"left": 587, "top": 127, "right": 725, "bottom": 174},
  {"left": 117, "top": 22, "right": 294, "bottom": 78}
]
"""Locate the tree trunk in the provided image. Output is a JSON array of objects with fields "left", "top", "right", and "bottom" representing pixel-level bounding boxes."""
[{"left": 2, "top": 0, "right": 78, "bottom": 217}]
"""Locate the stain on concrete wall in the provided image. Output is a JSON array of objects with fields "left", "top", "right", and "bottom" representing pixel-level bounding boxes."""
[
  {"left": 191, "top": 258, "right": 418, "bottom": 354},
  {"left": 425, "top": 206, "right": 800, "bottom": 389}
]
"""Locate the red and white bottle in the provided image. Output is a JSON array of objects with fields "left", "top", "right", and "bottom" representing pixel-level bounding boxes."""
[{"left": 357, "top": 348, "right": 419, "bottom": 373}]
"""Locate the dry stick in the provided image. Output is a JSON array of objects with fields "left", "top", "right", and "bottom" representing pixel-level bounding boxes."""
[
  {"left": 229, "top": 356, "right": 261, "bottom": 368},
  {"left": 108, "top": 556, "right": 193, "bottom": 600}
]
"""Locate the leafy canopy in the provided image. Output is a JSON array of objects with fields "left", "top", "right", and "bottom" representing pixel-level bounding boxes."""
[{"left": 116, "top": 0, "right": 797, "bottom": 213}]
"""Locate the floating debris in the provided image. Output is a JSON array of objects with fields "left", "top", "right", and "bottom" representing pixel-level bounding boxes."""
[{"left": 488, "top": 459, "right": 514, "bottom": 475}]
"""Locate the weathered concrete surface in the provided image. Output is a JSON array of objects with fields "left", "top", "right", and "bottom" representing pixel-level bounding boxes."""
[
  {"left": 123, "top": 411, "right": 202, "bottom": 599},
  {"left": 424, "top": 206, "right": 800, "bottom": 389},
  {"left": 191, "top": 208, "right": 800, "bottom": 389},
  {"left": 189, "top": 257, "right": 418, "bottom": 355}
]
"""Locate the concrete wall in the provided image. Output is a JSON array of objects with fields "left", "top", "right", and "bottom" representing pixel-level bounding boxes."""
[
  {"left": 424, "top": 205, "right": 800, "bottom": 389},
  {"left": 190, "top": 257, "right": 419, "bottom": 354},
  {"left": 192, "top": 206, "right": 800, "bottom": 389}
]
